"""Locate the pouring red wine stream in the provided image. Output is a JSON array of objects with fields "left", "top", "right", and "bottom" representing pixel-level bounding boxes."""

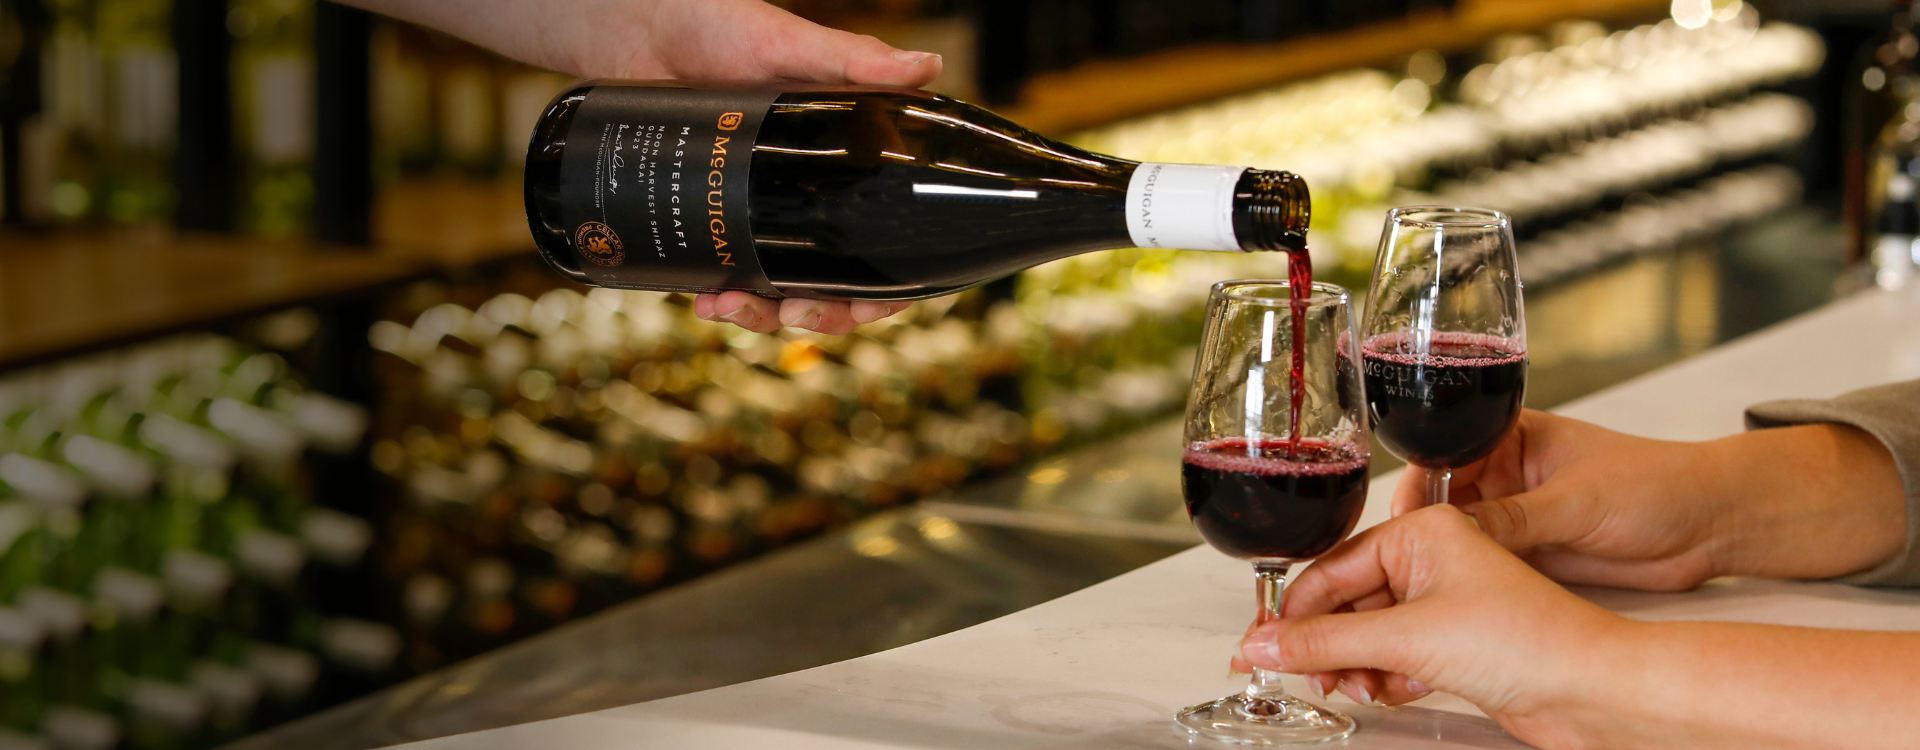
[{"left": 1284, "top": 238, "right": 1311, "bottom": 457}]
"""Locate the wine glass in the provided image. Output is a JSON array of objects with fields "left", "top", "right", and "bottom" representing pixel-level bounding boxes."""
[
  {"left": 1361, "top": 207, "right": 1527, "bottom": 507},
  {"left": 1177, "top": 280, "right": 1370, "bottom": 745}
]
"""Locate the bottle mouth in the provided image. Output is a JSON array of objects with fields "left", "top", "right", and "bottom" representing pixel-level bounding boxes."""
[{"left": 1232, "top": 170, "right": 1311, "bottom": 252}]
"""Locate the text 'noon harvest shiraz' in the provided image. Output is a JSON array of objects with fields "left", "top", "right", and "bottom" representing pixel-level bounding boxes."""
[{"left": 525, "top": 80, "right": 1309, "bottom": 299}]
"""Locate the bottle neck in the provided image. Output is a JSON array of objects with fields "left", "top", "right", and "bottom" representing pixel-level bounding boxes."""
[
  {"left": 1122, "top": 163, "right": 1309, "bottom": 252},
  {"left": 1231, "top": 169, "right": 1310, "bottom": 252}
]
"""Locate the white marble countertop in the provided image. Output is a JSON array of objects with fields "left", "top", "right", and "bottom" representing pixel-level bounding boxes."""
[{"left": 405, "top": 286, "right": 1920, "bottom": 750}]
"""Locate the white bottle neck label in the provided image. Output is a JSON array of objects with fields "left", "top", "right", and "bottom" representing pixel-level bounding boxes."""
[{"left": 1125, "top": 163, "right": 1248, "bottom": 252}]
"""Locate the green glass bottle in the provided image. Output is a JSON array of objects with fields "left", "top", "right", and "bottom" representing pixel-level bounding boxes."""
[
  {"left": 92, "top": 0, "right": 176, "bottom": 224},
  {"left": 230, "top": 0, "right": 315, "bottom": 237}
]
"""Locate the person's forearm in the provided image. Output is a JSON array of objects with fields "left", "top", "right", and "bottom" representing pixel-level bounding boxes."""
[
  {"left": 1701, "top": 424, "right": 1905, "bottom": 580},
  {"left": 1587, "top": 621, "right": 1920, "bottom": 749}
]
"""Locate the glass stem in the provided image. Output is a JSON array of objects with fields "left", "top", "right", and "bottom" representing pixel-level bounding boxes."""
[
  {"left": 1428, "top": 467, "right": 1451, "bottom": 506},
  {"left": 1247, "top": 562, "right": 1293, "bottom": 702}
]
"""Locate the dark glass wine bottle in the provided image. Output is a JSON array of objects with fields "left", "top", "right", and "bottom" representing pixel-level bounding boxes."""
[
  {"left": 1846, "top": 0, "right": 1918, "bottom": 263},
  {"left": 524, "top": 81, "right": 1309, "bottom": 301}
]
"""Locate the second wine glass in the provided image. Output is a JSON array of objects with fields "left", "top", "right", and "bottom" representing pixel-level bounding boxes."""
[{"left": 1361, "top": 206, "right": 1527, "bottom": 507}]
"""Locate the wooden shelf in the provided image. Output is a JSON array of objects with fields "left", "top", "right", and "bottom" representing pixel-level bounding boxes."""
[
  {"left": 374, "top": 176, "right": 533, "bottom": 269},
  {"left": 996, "top": 0, "right": 1672, "bottom": 134},
  {"left": 0, "top": 230, "right": 407, "bottom": 369},
  {"left": 0, "top": 176, "right": 538, "bottom": 370}
]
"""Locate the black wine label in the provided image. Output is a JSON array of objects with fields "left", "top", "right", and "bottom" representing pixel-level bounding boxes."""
[{"left": 561, "top": 84, "right": 780, "bottom": 293}]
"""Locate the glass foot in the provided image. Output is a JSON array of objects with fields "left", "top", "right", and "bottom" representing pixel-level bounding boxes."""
[{"left": 1175, "top": 692, "right": 1356, "bottom": 745}]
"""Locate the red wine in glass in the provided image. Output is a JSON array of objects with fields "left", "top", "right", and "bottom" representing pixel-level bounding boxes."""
[
  {"left": 1183, "top": 438, "right": 1369, "bottom": 560},
  {"left": 1362, "top": 332, "right": 1527, "bottom": 469},
  {"left": 1360, "top": 207, "right": 1526, "bottom": 506}
]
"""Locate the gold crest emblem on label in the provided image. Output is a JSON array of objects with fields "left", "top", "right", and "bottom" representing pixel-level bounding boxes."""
[
  {"left": 574, "top": 222, "right": 625, "bottom": 266},
  {"left": 717, "top": 112, "right": 744, "bottom": 131}
]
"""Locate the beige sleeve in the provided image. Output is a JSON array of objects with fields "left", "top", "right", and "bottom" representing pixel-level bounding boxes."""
[{"left": 1745, "top": 379, "right": 1920, "bottom": 587}]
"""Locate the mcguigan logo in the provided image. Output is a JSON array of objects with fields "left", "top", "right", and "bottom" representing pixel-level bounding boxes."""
[
  {"left": 717, "top": 112, "right": 743, "bottom": 131},
  {"left": 707, "top": 135, "right": 735, "bottom": 266},
  {"left": 575, "top": 222, "right": 624, "bottom": 266}
]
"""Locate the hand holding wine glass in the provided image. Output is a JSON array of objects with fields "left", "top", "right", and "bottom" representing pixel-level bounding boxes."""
[
  {"left": 1177, "top": 280, "right": 1370, "bottom": 744},
  {"left": 1390, "top": 409, "right": 1909, "bottom": 591},
  {"left": 1362, "top": 207, "right": 1527, "bottom": 506},
  {"left": 1236, "top": 504, "right": 1638, "bottom": 748}
]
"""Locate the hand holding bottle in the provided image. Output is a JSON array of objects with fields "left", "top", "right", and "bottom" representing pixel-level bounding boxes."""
[{"left": 346, "top": 0, "right": 941, "bottom": 332}]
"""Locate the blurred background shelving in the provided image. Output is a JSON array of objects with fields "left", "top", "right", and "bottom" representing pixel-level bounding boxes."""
[{"left": 0, "top": 0, "right": 1902, "bottom": 748}]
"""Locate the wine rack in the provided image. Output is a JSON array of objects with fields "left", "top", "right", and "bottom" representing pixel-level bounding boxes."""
[{"left": 0, "top": 333, "right": 376, "bottom": 750}]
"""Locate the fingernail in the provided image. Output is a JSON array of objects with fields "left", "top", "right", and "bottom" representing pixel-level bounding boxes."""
[
  {"left": 1339, "top": 679, "right": 1373, "bottom": 706},
  {"left": 1406, "top": 680, "right": 1431, "bottom": 697},
  {"left": 892, "top": 50, "right": 938, "bottom": 64},
  {"left": 1304, "top": 676, "right": 1326, "bottom": 699},
  {"left": 794, "top": 309, "right": 823, "bottom": 330},
  {"left": 851, "top": 306, "right": 883, "bottom": 325},
  {"left": 1238, "top": 633, "right": 1282, "bottom": 671}
]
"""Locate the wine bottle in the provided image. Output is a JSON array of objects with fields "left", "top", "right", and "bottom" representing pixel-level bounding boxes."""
[
  {"left": 94, "top": 0, "right": 176, "bottom": 224},
  {"left": 1848, "top": 1, "right": 1920, "bottom": 264},
  {"left": 230, "top": 0, "right": 316, "bottom": 237},
  {"left": 524, "top": 81, "right": 1309, "bottom": 300}
]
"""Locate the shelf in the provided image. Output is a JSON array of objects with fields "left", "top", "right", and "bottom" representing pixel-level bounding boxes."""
[
  {"left": 996, "top": 0, "right": 1672, "bottom": 134},
  {"left": 0, "top": 177, "right": 538, "bottom": 371},
  {"left": 0, "top": 230, "right": 404, "bottom": 369},
  {"left": 374, "top": 176, "right": 533, "bottom": 269}
]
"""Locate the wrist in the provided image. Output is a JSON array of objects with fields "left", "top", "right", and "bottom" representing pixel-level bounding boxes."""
[
  {"left": 1699, "top": 425, "right": 1905, "bottom": 580},
  {"left": 1547, "top": 617, "right": 1677, "bottom": 749},
  {"left": 1691, "top": 435, "right": 1758, "bottom": 579}
]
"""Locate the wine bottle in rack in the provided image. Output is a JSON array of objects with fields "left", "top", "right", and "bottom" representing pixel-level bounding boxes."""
[
  {"left": 230, "top": 0, "right": 316, "bottom": 237},
  {"left": 39, "top": 0, "right": 101, "bottom": 223},
  {"left": 1848, "top": 0, "right": 1919, "bottom": 264},
  {"left": 94, "top": 0, "right": 177, "bottom": 224},
  {"left": 525, "top": 81, "right": 1310, "bottom": 299}
]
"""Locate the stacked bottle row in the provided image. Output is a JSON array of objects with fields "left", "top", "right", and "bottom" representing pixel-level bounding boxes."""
[
  {"left": 6, "top": 0, "right": 326, "bottom": 231},
  {"left": 0, "top": 334, "right": 376, "bottom": 750},
  {"left": 1071, "top": 13, "right": 1824, "bottom": 279},
  {"left": 11, "top": 0, "right": 181, "bottom": 225},
  {"left": 362, "top": 281, "right": 1032, "bottom": 672}
]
